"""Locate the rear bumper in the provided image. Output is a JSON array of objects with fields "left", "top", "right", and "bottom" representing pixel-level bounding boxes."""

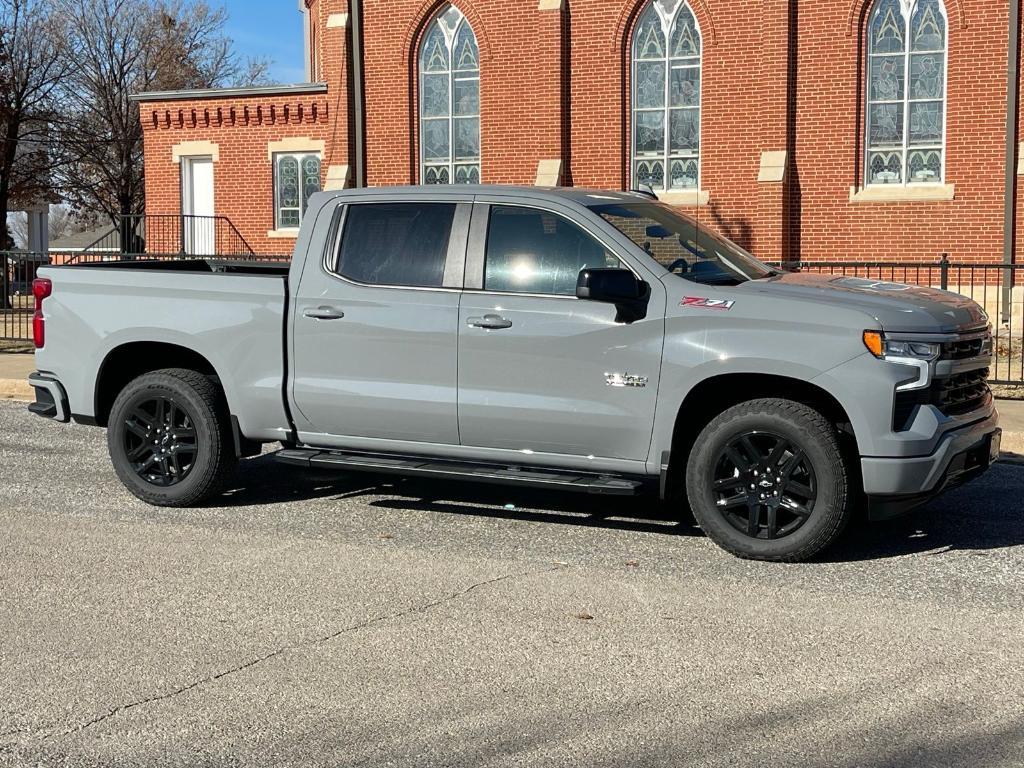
[
  {"left": 27, "top": 372, "right": 70, "bottom": 423},
  {"left": 863, "top": 416, "right": 1002, "bottom": 520}
]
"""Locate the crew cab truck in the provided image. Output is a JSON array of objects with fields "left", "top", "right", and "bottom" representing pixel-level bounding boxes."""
[{"left": 28, "top": 186, "right": 1001, "bottom": 562}]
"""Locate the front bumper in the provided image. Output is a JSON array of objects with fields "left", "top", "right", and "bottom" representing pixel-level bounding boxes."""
[
  {"left": 28, "top": 372, "right": 70, "bottom": 423},
  {"left": 863, "top": 415, "right": 1002, "bottom": 520}
]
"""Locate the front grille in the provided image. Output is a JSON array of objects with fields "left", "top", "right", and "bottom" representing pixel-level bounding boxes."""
[
  {"left": 934, "top": 368, "right": 991, "bottom": 416},
  {"left": 892, "top": 367, "right": 991, "bottom": 431},
  {"left": 941, "top": 332, "right": 991, "bottom": 361}
]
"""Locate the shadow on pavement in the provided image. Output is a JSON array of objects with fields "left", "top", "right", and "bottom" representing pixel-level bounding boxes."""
[{"left": 216, "top": 453, "right": 1024, "bottom": 561}]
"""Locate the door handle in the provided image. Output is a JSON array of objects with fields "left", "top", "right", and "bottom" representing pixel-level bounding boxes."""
[
  {"left": 303, "top": 306, "right": 345, "bottom": 320},
  {"left": 467, "top": 314, "right": 513, "bottom": 330}
]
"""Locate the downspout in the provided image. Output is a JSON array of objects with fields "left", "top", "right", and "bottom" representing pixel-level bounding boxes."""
[
  {"left": 350, "top": 0, "right": 366, "bottom": 188},
  {"left": 1003, "top": 0, "right": 1021, "bottom": 322}
]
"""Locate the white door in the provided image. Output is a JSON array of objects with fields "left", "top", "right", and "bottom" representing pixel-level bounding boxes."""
[{"left": 182, "top": 157, "right": 215, "bottom": 255}]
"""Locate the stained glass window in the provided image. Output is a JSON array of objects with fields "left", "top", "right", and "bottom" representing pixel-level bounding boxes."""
[
  {"left": 274, "top": 152, "right": 321, "bottom": 230},
  {"left": 866, "top": 0, "right": 947, "bottom": 185},
  {"left": 419, "top": 5, "right": 480, "bottom": 185},
  {"left": 632, "top": 0, "right": 701, "bottom": 193}
]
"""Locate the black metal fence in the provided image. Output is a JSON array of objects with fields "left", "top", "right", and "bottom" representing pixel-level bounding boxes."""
[{"left": 3, "top": 247, "right": 1023, "bottom": 385}]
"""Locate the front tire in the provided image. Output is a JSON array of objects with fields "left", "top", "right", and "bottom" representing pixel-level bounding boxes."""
[
  {"left": 107, "top": 368, "right": 237, "bottom": 507},
  {"left": 685, "top": 398, "right": 852, "bottom": 562}
]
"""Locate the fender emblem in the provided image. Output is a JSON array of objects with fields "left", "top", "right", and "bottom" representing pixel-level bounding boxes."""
[
  {"left": 681, "top": 296, "right": 735, "bottom": 311},
  {"left": 605, "top": 372, "right": 648, "bottom": 388}
]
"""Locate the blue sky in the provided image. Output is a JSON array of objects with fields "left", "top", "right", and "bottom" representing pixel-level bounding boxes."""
[{"left": 223, "top": 0, "right": 306, "bottom": 84}]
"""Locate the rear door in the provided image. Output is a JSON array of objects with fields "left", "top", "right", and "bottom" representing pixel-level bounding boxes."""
[
  {"left": 457, "top": 199, "right": 667, "bottom": 464},
  {"left": 290, "top": 195, "right": 471, "bottom": 447}
]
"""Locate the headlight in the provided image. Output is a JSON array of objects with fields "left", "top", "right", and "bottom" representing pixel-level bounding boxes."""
[
  {"left": 863, "top": 330, "right": 938, "bottom": 392},
  {"left": 862, "top": 331, "right": 940, "bottom": 361}
]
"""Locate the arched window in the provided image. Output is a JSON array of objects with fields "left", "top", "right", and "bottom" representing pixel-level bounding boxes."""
[
  {"left": 631, "top": 0, "right": 702, "bottom": 193},
  {"left": 866, "top": 0, "right": 947, "bottom": 185},
  {"left": 419, "top": 5, "right": 480, "bottom": 185}
]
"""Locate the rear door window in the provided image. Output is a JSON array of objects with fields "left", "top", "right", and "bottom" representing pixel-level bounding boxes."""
[
  {"left": 483, "top": 205, "right": 620, "bottom": 295},
  {"left": 335, "top": 203, "right": 456, "bottom": 288}
]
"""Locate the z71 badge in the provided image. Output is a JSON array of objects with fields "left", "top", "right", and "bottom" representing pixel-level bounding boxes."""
[{"left": 680, "top": 296, "right": 735, "bottom": 311}]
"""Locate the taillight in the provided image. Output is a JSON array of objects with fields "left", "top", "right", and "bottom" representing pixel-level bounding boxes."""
[{"left": 32, "top": 277, "right": 52, "bottom": 349}]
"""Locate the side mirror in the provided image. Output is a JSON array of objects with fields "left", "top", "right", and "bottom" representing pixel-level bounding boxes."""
[{"left": 576, "top": 267, "right": 650, "bottom": 323}]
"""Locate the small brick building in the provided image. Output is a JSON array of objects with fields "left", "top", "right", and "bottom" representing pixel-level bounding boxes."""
[{"left": 134, "top": 0, "right": 1024, "bottom": 266}]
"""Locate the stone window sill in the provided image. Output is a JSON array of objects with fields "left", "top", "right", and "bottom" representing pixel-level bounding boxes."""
[
  {"left": 849, "top": 184, "right": 955, "bottom": 203},
  {"left": 656, "top": 189, "right": 710, "bottom": 207},
  {"left": 267, "top": 229, "right": 299, "bottom": 239}
]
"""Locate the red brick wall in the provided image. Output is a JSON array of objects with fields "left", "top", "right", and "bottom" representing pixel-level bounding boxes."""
[
  {"left": 139, "top": 92, "right": 332, "bottom": 255},
  {"left": 138, "top": 0, "right": 1022, "bottom": 265}
]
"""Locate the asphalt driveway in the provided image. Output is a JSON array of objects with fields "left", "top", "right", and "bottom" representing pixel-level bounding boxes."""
[{"left": 1, "top": 400, "right": 1022, "bottom": 767}]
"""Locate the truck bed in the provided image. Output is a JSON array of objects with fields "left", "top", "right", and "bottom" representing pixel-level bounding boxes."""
[{"left": 35, "top": 261, "right": 293, "bottom": 443}]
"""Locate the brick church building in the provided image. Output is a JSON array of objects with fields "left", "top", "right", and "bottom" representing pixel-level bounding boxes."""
[{"left": 134, "top": 0, "right": 1024, "bottom": 266}]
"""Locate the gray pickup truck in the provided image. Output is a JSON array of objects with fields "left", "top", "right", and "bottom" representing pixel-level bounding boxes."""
[{"left": 27, "top": 186, "right": 1001, "bottom": 561}]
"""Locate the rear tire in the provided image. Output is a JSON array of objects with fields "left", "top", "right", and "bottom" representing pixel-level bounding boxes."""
[
  {"left": 685, "top": 398, "right": 852, "bottom": 562},
  {"left": 107, "top": 368, "right": 237, "bottom": 507}
]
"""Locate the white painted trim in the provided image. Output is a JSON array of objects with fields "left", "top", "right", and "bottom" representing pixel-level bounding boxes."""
[
  {"left": 171, "top": 141, "right": 219, "bottom": 163},
  {"left": 327, "top": 13, "right": 350, "bottom": 28},
  {"left": 267, "top": 137, "right": 326, "bottom": 160},
  {"left": 1018, "top": 141, "right": 1024, "bottom": 175},
  {"left": 849, "top": 183, "right": 955, "bottom": 203},
  {"left": 267, "top": 229, "right": 300, "bottom": 239},
  {"left": 657, "top": 189, "right": 710, "bottom": 206},
  {"left": 538, "top": 0, "right": 564, "bottom": 9}
]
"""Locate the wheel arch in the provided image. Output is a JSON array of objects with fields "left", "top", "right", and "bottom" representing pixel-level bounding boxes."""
[
  {"left": 663, "top": 372, "right": 861, "bottom": 498},
  {"left": 94, "top": 342, "right": 222, "bottom": 427}
]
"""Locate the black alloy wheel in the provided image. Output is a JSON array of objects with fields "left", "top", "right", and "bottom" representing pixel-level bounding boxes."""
[
  {"left": 711, "top": 431, "right": 817, "bottom": 541},
  {"left": 122, "top": 396, "right": 199, "bottom": 486}
]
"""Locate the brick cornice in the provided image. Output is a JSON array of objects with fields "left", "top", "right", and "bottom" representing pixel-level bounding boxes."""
[
  {"left": 846, "top": 0, "right": 967, "bottom": 37},
  {"left": 142, "top": 98, "right": 330, "bottom": 132},
  {"left": 611, "top": 0, "right": 718, "bottom": 54}
]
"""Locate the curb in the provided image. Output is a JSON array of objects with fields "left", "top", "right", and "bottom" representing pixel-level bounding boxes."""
[{"left": 0, "top": 378, "right": 33, "bottom": 402}]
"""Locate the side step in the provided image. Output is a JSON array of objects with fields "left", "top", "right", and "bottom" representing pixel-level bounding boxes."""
[{"left": 275, "top": 448, "right": 646, "bottom": 496}]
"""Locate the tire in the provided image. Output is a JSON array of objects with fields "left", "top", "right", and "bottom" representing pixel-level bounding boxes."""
[
  {"left": 685, "top": 398, "right": 852, "bottom": 562},
  {"left": 107, "top": 368, "right": 237, "bottom": 507}
]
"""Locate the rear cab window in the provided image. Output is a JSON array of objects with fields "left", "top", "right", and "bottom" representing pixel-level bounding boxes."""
[{"left": 334, "top": 203, "right": 457, "bottom": 288}]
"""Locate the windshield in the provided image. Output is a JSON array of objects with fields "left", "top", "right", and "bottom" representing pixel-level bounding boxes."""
[{"left": 590, "top": 202, "right": 774, "bottom": 286}]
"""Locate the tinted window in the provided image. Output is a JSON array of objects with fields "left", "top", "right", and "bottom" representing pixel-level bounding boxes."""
[
  {"left": 484, "top": 206, "right": 620, "bottom": 295},
  {"left": 336, "top": 203, "right": 455, "bottom": 288}
]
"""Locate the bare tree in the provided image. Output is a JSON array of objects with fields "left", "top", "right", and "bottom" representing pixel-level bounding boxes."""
[
  {"left": 53, "top": 0, "right": 269, "bottom": 248},
  {"left": 0, "top": 0, "right": 71, "bottom": 305}
]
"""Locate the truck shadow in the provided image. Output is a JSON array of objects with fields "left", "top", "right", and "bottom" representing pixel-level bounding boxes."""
[{"left": 219, "top": 454, "right": 1024, "bottom": 562}]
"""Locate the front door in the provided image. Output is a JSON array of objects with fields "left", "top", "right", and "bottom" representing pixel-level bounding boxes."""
[
  {"left": 457, "top": 202, "right": 666, "bottom": 463},
  {"left": 290, "top": 198, "right": 470, "bottom": 448},
  {"left": 181, "top": 156, "right": 215, "bottom": 255}
]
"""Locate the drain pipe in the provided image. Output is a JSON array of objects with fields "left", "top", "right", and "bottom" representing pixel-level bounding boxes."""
[
  {"left": 1003, "top": 0, "right": 1021, "bottom": 322},
  {"left": 350, "top": 0, "right": 366, "bottom": 188}
]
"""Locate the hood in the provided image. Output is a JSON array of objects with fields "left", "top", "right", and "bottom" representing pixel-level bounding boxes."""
[{"left": 740, "top": 272, "right": 989, "bottom": 334}]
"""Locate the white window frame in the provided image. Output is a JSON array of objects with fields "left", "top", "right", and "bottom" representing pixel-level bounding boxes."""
[
  {"left": 273, "top": 151, "right": 322, "bottom": 231},
  {"left": 419, "top": 5, "right": 481, "bottom": 185},
  {"left": 630, "top": 0, "right": 702, "bottom": 194},
  {"left": 864, "top": 0, "right": 949, "bottom": 187}
]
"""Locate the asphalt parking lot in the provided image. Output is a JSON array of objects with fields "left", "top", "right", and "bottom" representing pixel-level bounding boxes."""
[{"left": 1, "top": 399, "right": 1023, "bottom": 767}]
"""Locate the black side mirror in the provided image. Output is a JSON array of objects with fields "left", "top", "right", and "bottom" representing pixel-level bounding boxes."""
[{"left": 576, "top": 267, "right": 650, "bottom": 323}]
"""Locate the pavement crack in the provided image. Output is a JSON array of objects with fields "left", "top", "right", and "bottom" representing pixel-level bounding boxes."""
[{"left": 49, "top": 564, "right": 561, "bottom": 739}]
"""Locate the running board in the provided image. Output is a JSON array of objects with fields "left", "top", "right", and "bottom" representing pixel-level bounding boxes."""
[{"left": 275, "top": 448, "right": 646, "bottom": 496}]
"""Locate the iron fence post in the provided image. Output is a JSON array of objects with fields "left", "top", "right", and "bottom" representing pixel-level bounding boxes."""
[{"left": 939, "top": 252, "right": 950, "bottom": 291}]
